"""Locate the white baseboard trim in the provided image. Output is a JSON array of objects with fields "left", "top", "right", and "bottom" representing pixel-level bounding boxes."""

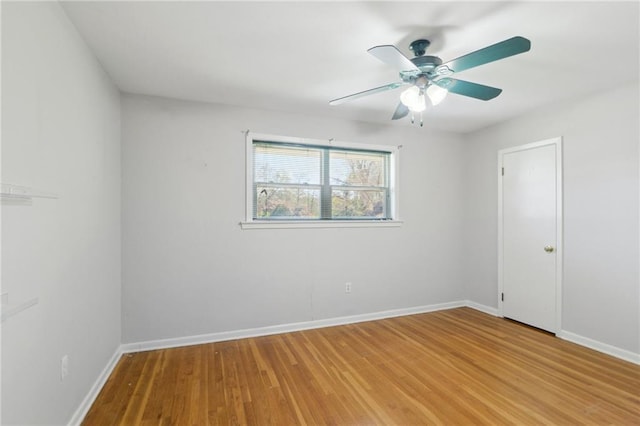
[
  {"left": 68, "top": 346, "right": 123, "bottom": 426},
  {"left": 464, "top": 300, "right": 498, "bottom": 316},
  {"left": 121, "top": 300, "right": 468, "bottom": 353},
  {"left": 71, "top": 301, "right": 640, "bottom": 426},
  {"left": 557, "top": 330, "right": 640, "bottom": 365}
]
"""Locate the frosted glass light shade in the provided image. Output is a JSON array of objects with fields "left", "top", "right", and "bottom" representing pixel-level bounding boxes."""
[
  {"left": 426, "top": 84, "right": 448, "bottom": 106},
  {"left": 400, "top": 86, "right": 426, "bottom": 112}
]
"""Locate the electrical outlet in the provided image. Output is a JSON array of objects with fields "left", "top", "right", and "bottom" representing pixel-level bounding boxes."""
[
  {"left": 345, "top": 282, "right": 352, "bottom": 294},
  {"left": 61, "top": 355, "right": 69, "bottom": 380}
]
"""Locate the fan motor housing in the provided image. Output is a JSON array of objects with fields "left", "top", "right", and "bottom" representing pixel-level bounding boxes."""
[
  {"left": 399, "top": 55, "right": 443, "bottom": 84},
  {"left": 411, "top": 55, "right": 443, "bottom": 70}
]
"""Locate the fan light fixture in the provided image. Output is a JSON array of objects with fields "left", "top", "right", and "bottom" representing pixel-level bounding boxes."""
[
  {"left": 426, "top": 84, "right": 448, "bottom": 106},
  {"left": 401, "top": 84, "right": 449, "bottom": 112},
  {"left": 400, "top": 86, "right": 426, "bottom": 112}
]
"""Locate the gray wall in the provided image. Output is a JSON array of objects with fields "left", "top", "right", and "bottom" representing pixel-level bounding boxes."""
[
  {"left": 462, "top": 84, "right": 639, "bottom": 353},
  {"left": 121, "top": 94, "right": 466, "bottom": 343},
  {"left": 1, "top": 2, "right": 121, "bottom": 424}
]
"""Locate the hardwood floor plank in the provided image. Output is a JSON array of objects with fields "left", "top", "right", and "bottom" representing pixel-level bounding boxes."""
[
  {"left": 120, "top": 350, "right": 162, "bottom": 425},
  {"left": 83, "top": 308, "right": 640, "bottom": 425}
]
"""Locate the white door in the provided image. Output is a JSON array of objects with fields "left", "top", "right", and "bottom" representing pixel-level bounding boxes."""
[{"left": 499, "top": 138, "right": 562, "bottom": 333}]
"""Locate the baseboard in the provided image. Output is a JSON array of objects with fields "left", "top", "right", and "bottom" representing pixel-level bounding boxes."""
[
  {"left": 464, "top": 300, "right": 498, "bottom": 316},
  {"left": 67, "top": 345, "right": 123, "bottom": 426},
  {"left": 557, "top": 330, "right": 640, "bottom": 365},
  {"left": 121, "top": 300, "right": 468, "bottom": 353},
  {"left": 469, "top": 303, "right": 639, "bottom": 365},
  {"left": 73, "top": 301, "right": 466, "bottom": 424},
  {"left": 72, "top": 301, "right": 639, "bottom": 425}
]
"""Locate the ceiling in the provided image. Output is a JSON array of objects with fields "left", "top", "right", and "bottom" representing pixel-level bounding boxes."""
[{"left": 60, "top": 1, "right": 639, "bottom": 134}]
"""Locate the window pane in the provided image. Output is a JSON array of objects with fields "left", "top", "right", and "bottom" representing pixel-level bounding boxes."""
[
  {"left": 250, "top": 138, "right": 394, "bottom": 222},
  {"left": 330, "top": 150, "right": 386, "bottom": 187},
  {"left": 254, "top": 144, "right": 321, "bottom": 185},
  {"left": 256, "top": 186, "right": 321, "bottom": 219},
  {"left": 332, "top": 189, "right": 387, "bottom": 218}
]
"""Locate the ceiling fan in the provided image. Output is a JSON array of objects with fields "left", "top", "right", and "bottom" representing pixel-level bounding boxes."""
[{"left": 329, "top": 36, "right": 531, "bottom": 126}]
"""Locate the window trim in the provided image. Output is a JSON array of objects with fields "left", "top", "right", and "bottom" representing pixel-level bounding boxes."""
[{"left": 242, "top": 132, "right": 402, "bottom": 229}]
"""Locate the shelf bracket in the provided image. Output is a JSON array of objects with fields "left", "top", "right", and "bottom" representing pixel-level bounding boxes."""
[
  {"left": 1, "top": 293, "right": 39, "bottom": 322},
  {"left": 0, "top": 183, "right": 58, "bottom": 200}
]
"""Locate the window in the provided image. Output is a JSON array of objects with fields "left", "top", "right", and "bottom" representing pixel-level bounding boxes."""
[{"left": 244, "top": 133, "right": 400, "bottom": 228}]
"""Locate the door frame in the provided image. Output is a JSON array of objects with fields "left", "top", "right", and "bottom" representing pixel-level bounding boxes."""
[{"left": 497, "top": 137, "right": 563, "bottom": 333}]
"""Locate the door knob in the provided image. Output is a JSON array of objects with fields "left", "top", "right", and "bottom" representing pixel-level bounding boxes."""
[{"left": 544, "top": 246, "right": 555, "bottom": 253}]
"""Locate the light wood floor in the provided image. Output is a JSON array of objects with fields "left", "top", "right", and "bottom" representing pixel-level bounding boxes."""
[{"left": 83, "top": 308, "right": 640, "bottom": 425}]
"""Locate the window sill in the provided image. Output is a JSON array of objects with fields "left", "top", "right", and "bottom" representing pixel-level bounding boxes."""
[{"left": 239, "top": 220, "right": 403, "bottom": 230}]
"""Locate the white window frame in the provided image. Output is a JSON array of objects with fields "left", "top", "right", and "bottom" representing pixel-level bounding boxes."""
[{"left": 241, "top": 132, "right": 402, "bottom": 229}]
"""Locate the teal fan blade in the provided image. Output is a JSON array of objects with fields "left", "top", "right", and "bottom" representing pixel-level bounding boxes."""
[
  {"left": 436, "top": 36, "right": 531, "bottom": 75},
  {"left": 436, "top": 78, "right": 503, "bottom": 101},
  {"left": 329, "top": 82, "right": 405, "bottom": 106}
]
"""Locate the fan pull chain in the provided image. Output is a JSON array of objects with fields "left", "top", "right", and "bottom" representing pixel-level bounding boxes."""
[
  {"left": 420, "top": 112, "right": 424, "bottom": 127},
  {"left": 410, "top": 112, "right": 415, "bottom": 125}
]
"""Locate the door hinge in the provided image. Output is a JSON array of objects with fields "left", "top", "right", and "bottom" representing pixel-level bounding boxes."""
[
  {"left": 501, "top": 292, "right": 504, "bottom": 301},
  {"left": 501, "top": 167, "right": 504, "bottom": 176}
]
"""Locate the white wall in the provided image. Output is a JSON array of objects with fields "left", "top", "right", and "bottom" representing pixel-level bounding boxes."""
[
  {"left": 463, "top": 84, "right": 639, "bottom": 354},
  {"left": 121, "top": 94, "right": 466, "bottom": 343},
  {"left": 1, "top": 2, "right": 121, "bottom": 424}
]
